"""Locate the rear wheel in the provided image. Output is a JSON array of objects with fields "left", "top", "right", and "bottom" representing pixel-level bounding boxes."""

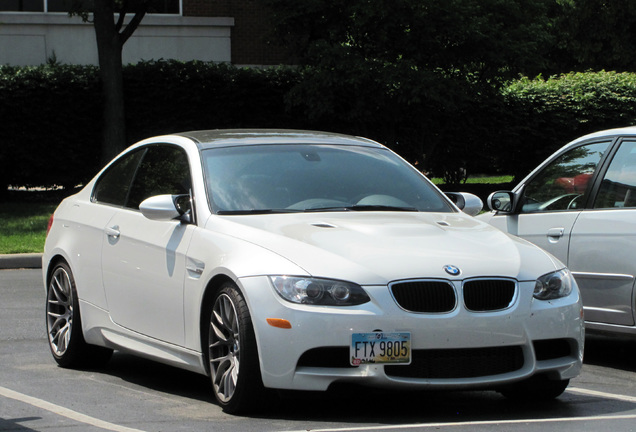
[
  {"left": 500, "top": 375, "right": 569, "bottom": 401},
  {"left": 46, "top": 262, "right": 112, "bottom": 368},
  {"left": 206, "top": 282, "right": 264, "bottom": 414}
]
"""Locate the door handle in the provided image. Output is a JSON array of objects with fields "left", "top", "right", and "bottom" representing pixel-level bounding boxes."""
[
  {"left": 547, "top": 227, "right": 564, "bottom": 238},
  {"left": 105, "top": 225, "right": 120, "bottom": 238}
]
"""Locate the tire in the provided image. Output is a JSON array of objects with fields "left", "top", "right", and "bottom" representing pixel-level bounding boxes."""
[
  {"left": 500, "top": 375, "right": 569, "bottom": 401},
  {"left": 46, "top": 262, "right": 112, "bottom": 368},
  {"left": 206, "top": 282, "right": 264, "bottom": 414}
]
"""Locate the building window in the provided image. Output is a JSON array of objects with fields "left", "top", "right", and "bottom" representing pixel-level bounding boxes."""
[
  {"left": 47, "top": 0, "right": 74, "bottom": 12},
  {"left": 0, "top": 0, "right": 43, "bottom": 11},
  {"left": 148, "top": 0, "right": 180, "bottom": 14},
  {"left": 0, "top": 0, "right": 181, "bottom": 14}
]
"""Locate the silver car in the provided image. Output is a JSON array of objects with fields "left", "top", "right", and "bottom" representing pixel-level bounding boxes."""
[{"left": 479, "top": 126, "right": 636, "bottom": 337}]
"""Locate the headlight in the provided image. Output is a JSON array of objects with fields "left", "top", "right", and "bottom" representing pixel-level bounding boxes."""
[
  {"left": 269, "top": 276, "right": 370, "bottom": 306},
  {"left": 534, "top": 269, "right": 574, "bottom": 300}
]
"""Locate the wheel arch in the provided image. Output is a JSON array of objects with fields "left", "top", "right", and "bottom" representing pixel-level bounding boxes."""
[
  {"left": 199, "top": 273, "right": 237, "bottom": 374},
  {"left": 45, "top": 254, "right": 70, "bottom": 287}
]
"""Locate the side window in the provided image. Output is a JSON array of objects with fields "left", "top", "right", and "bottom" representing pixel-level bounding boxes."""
[
  {"left": 126, "top": 145, "right": 192, "bottom": 210},
  {"left": 521, "top": 141, "right": 610, "bottom": 213},
  {"left": 92, "top": 149, "right": 145, "bottom": 206},
  {"left": 594, "top": 140, "right": 636, "bottom": 209}
]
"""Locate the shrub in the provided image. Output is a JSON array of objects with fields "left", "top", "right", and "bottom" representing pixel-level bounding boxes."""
[
  {"left": 2, "top": 64, "right": 636, "bottom": 191},
  {"left": 497, "top": 71, "right": 636, "bottom": 179}
]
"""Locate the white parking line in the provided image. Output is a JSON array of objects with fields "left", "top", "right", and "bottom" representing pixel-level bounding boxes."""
[
  {"left": 567, "top": 386, "right": 636, "bottom": 403},
  {"left": 0, "top": 385, "right": 146, "bottom": 432},
  {"left": 281, "top": 414, "right": 636, "bottom": 432},
  {"left": 3, "top": 384, "right": 636, "bottom": 432},
  {"left": 280, "top": 387, "right": 636, "bottom": 432}
]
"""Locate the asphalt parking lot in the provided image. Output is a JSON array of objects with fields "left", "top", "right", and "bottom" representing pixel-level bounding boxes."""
[{"left": 2, "top": 267, "right": 636, "bottom": 432}]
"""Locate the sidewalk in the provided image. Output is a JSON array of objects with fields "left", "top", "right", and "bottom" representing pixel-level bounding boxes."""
[{"left": 0, "top": 254, "right": 42, "bottom": 269}]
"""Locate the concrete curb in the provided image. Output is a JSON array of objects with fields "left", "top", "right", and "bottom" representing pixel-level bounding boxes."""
[{"left": 0, "top": 253, "right": 43, "bottom": 270}]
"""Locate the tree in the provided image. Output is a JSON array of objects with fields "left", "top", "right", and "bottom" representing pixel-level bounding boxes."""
[
  {"left": 550, "top": 0, "right": 636, "bottom": 73},
  {"left": 69, "top": 0, "right": 151, "bottom": 164},
  {"left": 266, "top": 0, "right": 556, "bottom": 83},
  {"left": 265, "top": 0, "right": 557, "bottom": 178}
]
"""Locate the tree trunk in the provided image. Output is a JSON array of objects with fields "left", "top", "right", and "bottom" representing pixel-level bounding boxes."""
[{"left": 93, "top": 0, "right": 127, "bottom": 165}]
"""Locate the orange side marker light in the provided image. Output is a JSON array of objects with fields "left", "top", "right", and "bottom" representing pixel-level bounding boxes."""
[{"left": 266, "top": 318, "right": 292, "bottom": 329}]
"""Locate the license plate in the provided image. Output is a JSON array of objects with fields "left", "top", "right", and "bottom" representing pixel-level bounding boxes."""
[{"left": 350, "top": 332, "right": 411, "bottom": 365}]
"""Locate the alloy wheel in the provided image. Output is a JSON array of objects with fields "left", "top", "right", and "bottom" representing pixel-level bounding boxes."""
[
  {"left": 209, "top": 293, "right": 241, "bottom": 403},
  {"left": 47, "top": 266, "right": 74, "bottom": 357}
]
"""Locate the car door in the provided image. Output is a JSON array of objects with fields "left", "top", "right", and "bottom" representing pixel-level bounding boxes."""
[
  {"left": 568, "top": 139, "right": 636, "bottom": 326},
  {"left": 488, "top": 140, "right": 612, "bottom": 265},
  {"left": 100, "top": 144, "right": 195, "bottom": 345}
]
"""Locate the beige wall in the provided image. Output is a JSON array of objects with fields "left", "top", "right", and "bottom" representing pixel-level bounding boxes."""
[{"left": 0, "top": 13, "right": 233, "bottom": 66}]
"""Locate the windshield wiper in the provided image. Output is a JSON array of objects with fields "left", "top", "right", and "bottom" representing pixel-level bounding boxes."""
[
  {"left": 350, "top": 205, "right": 418, "bottom": 212},
  {"left": 218, "top": 205, "right": 419, "bottom": 215},
  {"left": 217, "top": 209, "right": 303, "bottom": 215},
  {"left": 305, "top": 205, "right": 418, "bottom": 212}
]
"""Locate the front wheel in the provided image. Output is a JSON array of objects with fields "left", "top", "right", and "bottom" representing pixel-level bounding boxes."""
[
  {"left": 46, "top": 262, "right": 112, "bottom": 368},
  {"left": 206, "top": 282, "right": 265, "bottom": 414}
]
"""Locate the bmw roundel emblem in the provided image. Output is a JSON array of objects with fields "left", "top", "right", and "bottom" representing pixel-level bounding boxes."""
[{"left": 443, "top": 265, "right": 461, "bottom": 276}]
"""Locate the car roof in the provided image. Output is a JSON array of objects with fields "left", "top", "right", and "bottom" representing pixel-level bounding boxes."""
[
  {"left": 174, "top": 129, "right": 385, "bottom": 150},
  {"left": 570, "top": 126, "right": 636, "bottom": 145}
]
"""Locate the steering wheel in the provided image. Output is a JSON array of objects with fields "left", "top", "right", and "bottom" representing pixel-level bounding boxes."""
[{"left": 567, "top": 194, "right": 584, "bottom": 210}]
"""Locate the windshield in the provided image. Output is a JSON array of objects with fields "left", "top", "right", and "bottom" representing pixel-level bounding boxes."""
[{"left": 202, "top": 144, "right": 453, "bottom": 214}]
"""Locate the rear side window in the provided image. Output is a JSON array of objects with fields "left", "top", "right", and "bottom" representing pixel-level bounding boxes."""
[
  {"left": 92, "top": 149, "right": 145, "bottom": 206},
  {"left": 594, "top": 140, "right": 636, "bottom": 209}
]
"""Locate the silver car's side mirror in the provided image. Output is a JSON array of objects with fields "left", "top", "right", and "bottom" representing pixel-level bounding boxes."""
[
  {"left": 487, "top": 191, "right": 515, "bottom": 213},
  {"left": 445, "top": 192, "right": 483, "bottom": 216},
  {"left": 139, "top": 194, "right": 192, "bottom": 222}
]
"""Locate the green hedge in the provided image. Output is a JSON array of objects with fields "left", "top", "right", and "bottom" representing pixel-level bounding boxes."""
[
  {"left": 0, "top": 64, "right": 102, "bottom": 191},
  {"left": 2, "top": 63, "right": 636, "bottom": 193},
  {"left": 0, "top": 61, "right": 302, "bottom": 193},
  {"left": 496, "top": 71, "right": 636, "bottom": 180}
]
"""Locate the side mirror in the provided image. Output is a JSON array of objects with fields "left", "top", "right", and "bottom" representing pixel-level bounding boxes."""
[
  {"left": 139, "top": 194, "right": 192, "bottom": 222},
  {"left": 487, "top": 191, "right": 515, "bottom": 213},
  {"left": 445, "top": 192, "right": 483, "bottom": 216}
]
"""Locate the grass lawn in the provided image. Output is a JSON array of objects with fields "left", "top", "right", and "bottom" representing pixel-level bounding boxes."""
[
  {"left": 430, "top": 175, "right": 514, "bottom": 185},
  {"left": 0, "top": 202, "right": 58, "bottom": 254}
]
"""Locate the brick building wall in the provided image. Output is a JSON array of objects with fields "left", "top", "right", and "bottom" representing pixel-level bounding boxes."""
[{"left": 184, "top": 0, "right": 291, "bottom": 66}]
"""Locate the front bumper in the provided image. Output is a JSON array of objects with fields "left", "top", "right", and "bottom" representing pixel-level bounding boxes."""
[{"left": 239, "top": 276, "right": 584, "bottom": 391}]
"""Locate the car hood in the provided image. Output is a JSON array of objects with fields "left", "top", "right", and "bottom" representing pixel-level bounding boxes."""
[{"left": 208, "top": 212, "right": 561, "bottom": 285}]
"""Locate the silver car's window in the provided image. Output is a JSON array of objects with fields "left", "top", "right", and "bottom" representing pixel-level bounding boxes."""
[
  {"left": 92, "top": 145, "right": 191, "bottom": 210},
  {"left": 127, "top": 145, "right": 192, "bottom": 210},
  {"left": 521, "top": 141, "right": 610, "bottom": 213},
  {"left": 594, "top": 140, "right": 636, "bottom": 209},
  {"left": 202, "top": 144, "right": 452, "bottom": 214},
  {"left": 92, "top": 149, "right": 145, "bottom": 206}
]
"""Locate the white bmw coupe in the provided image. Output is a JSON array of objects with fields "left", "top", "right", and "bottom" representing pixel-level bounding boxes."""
[{"left": 43, "top": 130, "right": 584, "bottom": 413}]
